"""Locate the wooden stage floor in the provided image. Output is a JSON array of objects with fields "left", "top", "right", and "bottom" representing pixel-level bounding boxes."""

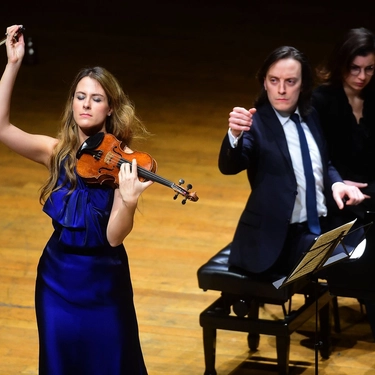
[{"left": 1, "top": 3, "right": 375, "bottom": 374}]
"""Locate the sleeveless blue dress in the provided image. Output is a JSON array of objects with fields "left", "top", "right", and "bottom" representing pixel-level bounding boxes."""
[{"left": 35, "top": 167, "right": 148, "bottom": 375}]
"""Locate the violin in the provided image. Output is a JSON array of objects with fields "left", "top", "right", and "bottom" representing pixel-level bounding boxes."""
[{"left": 76, "top": 132, "right": 199, "bottom": 204}]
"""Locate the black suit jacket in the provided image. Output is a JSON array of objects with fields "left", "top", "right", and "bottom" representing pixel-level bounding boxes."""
[{"left": 218, "top": 103, "right": 342, "bottom": 273}]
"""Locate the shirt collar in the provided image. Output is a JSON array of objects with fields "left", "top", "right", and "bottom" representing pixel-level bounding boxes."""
[{"left": 271, "top": 106, "right": 301, "bottom": 126}]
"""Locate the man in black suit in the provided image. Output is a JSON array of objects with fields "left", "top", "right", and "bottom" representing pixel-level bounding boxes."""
[{"left": 219, "top": 46, "right": 366, "bottom": 276}]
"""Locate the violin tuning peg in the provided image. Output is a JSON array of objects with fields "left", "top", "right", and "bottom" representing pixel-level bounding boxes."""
[
  {"left": 178, "top": 179, "right": 185, "bottom": 185},
  {"left": 186, "top": 183, "right": 192, "bottom": 190},
  {"left": 173, "top": 193, "right": 179, "bottom": 200},
  {"left": 181, "top": 198, "right": 187, "bottom": 205}
]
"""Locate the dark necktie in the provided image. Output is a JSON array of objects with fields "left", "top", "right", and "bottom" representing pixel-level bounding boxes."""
[{"left": 290, "top": 113, "right": 321, "bottom": 235}]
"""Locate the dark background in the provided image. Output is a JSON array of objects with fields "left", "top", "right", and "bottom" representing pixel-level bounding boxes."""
[{"left": 1, "top": 1, "right": 375, "bottom": 135}]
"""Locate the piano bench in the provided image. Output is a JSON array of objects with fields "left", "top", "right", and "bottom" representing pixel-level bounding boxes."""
[{"left": 197, "top": 243, "right": 332, "bottom": 375}]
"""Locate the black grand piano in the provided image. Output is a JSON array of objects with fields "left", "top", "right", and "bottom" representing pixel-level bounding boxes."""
[{"left": 325, "top": 211, "right": 375, "bottom": 339}]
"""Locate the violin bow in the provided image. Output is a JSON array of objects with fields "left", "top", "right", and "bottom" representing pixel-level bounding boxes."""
[{"left": 0, "top": 26, "right": 25, "bottom": 46}]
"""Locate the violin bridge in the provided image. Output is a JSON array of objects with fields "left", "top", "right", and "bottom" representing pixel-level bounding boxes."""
[{"left": 104, "top": 151, "right": 115, "bottom": 165}]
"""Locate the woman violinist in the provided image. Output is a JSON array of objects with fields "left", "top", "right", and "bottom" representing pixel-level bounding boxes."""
[{"left": 0, "top": 25, "right": 152, "bottom": 374}]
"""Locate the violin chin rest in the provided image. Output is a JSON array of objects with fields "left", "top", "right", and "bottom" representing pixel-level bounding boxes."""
[{"left": 76, "top": 132, "right": 105, "bottom": 158}]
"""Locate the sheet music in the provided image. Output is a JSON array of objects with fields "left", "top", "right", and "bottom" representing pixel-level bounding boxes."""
[
  {"left": 273, "top": 219, "right": 357, "bottom": 289},
  {"left": 349, "top": 238, "right": 366, "bottom": 259},
  {"left": 287, "top": 242, "right": 334, "bottom": 281}
]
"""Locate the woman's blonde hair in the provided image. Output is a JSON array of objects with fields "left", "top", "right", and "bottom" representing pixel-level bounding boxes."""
[{"left": 39, "top": 66, "right": 149, "bottom": 203}]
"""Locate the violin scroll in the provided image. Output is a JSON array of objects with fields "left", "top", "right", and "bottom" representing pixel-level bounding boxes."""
[{"left": 173, "top": 179, "right": 199, "bottom": 204}]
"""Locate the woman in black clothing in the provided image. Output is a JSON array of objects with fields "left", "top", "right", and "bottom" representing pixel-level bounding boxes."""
[
  {"left": 312, "top": 29, "right": 375, "bottom": 339},
  {"left": 312, "top": 27, "right": 375, "bottom": 221}
]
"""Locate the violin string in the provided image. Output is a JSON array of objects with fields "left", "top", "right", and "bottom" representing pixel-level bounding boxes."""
[{"left": 100, "top": 152, "right": 180, "bottom": 189}]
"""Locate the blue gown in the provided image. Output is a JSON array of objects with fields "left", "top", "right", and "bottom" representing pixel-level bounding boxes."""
[{"left": 35, "top": 167, "right": 148, "bottom": 375}]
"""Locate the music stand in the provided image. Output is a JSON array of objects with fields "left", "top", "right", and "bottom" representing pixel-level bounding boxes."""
[
  {"left": 272, "top": 219, "right": 357, "bottom": 375},
  {"left": 273, "top": 219, "right": 357, "bottom": 290}
]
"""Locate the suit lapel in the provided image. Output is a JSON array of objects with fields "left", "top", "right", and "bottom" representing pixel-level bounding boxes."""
[
  {"left": 258, "top": 105, "right": 294, "bottom": 171},
  {"left": 259, "top": 105, "right": 326, "bottom": 165}
]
